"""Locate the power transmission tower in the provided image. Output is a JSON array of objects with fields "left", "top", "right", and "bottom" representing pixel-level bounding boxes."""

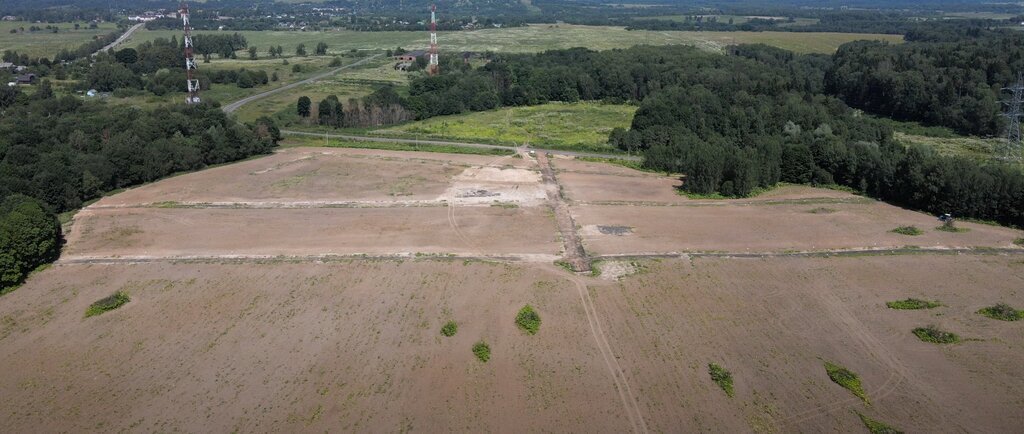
[
  {"left": 428, "top": 4, "right": 439, "bottom": 76},
  {"left": 180, "top": 1, "right": 200, "bottom": 104},
  {"left": 1000, "top": 73, "right": 1023, "bottom": 161}
]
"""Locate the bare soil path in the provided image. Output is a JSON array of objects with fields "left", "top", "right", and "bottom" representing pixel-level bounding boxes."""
[{"left": 537, "top": 153, "right": 590, "bottom": 272}]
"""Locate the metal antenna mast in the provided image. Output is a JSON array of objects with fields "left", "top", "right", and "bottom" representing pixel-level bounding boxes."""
[
  {"left": 428, "top": 4, "right": 439, "bottom": 76},
  {"left": 1001, "top": 73, "right": 1023, "bottom": 161},
  {"left": 180, "top": 1, "right": 200, "bottom": 104}
]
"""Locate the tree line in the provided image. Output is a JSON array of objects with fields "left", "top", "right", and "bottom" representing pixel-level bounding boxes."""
[
  {"left": 826, "top": 27, "right": 1024, "bottom": 137},
  {"left": 0, "top": 87, "right": 281, "bottom": 293}
]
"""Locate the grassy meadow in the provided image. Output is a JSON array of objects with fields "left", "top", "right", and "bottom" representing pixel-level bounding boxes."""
[
  {"left": 233, "top": 56, "right": 406, "bottom": 123},
  {"left": 124, "top": 24, "right": 903, "bottom": 55},
  {"left": 0, "top": 21, "right": 121, "bottom": 58},
  {"left": 371, "top": 102, "right": 636, "bottom": 152}
]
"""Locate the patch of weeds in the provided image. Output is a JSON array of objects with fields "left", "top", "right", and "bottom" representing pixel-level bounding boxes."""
[
  {"left": 977, "top": 303, "right": 1023, "bottom": 321},
  {"left": 1014, "top": 237, "right": 1024, "bottom": 246},
  {"left": 935, "top": 225, "right": 969, "bottom": 233},
  {"left": 85, "top": 291, "right": 130, "bottom": 317},
  {"left": 912, "top": 325, "right": 960, "bottom": 344},
  {"left": 708, "top": 363, "right": 734, "bottom": 397},
  {"left": 554, "top": 260, "right": 574, "bottom": 272},
  {"left": 440, "top": 320, "right": 458, "bottom": 336},
  {"left": 824, "top": 361, "right": 868, "bottom": 404},
  {"left": 490, "top": 201, "right": 519, "bottom": 209},
  {"left": 857, "top": 412, "right": 903, "bottom": 434},
  {"left": 890, "top": 226, "right": 923, "bottom": 236},
  {"left": 472, "top": 341, "right": 490, "bottom": 362},
  {"left": 886, "top": 298, "right": 941, "bottom": 310},
  {"left": 515, "top": 305, "right": 541, "bottom": 335},
  {"left": 808, "top": 207, "right": 837, "bottom": 214}
]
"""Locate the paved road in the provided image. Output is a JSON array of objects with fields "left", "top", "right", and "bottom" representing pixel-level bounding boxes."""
[
  {"left": 280, "top": 129, "right": 643, "bottom": 161},
  {"left": 95, "top": 23, "right": 144, "bottom": 55},
  {"left": 222, "top": 54, "right": 382, "bottom": 113}
]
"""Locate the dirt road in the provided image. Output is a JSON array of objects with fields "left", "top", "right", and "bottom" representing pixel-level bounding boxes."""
[{"left": 221, "top": 54, "right": 382, "bottom": 113}]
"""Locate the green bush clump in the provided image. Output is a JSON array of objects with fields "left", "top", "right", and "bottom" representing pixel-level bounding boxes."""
[
  {"left": 708, "top": 363, "right": 734, "bottom": 397},
  {"left": 1015, "top": 238, "right": 1024, "bottom": 246},
  {"left": 472, "top": 341, "right": 490, "bottom": 362},
  {"left": 824, "top": 361, "right": 868, "bottom": 404},
  {"left": 440, "top": 320, "right": 458, "bottom": 336},
  {"left": 890, "top": 226, "right": 923, "bottom": 236},
  {"left": 886, "top": 298, "right": 940, "bottom": 310},
  {"left": 977, "top": 303, "right": 1023, "bottom": 321},
  {"left": 515, "top": 305, "right": 541, "bottom": 335},
  {"left": 857, "top": 412, "right": 903, "bottom": 434},
  {"left": 912, "top": 325, "right": 960, "bottom": 344},
  {"left": 85, "top": 291, "right": 130, "bottom": 317}
]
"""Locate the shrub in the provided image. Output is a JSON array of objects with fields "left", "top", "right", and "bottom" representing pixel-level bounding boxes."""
[
  {"left": 977, "top": 303, "right": 1023, "bottom": 321},
  {"left": 1014, "top": 238, "right": 1024, "bottom": 246},
  {"left": 85, "top": 291, "right": 130, "bottom": 317},
  {"left": 857, "top": 412, "right": 903, "bottom": 434},
  {"left": 329, "top": 56, "right": 343, "bottom": 67},
  {"left": 441, "top": 320, "right": 458, "bottom": 336},
  {"left": 935, "top": 225, "right": 968, "bottom": 233},
  {"left": 708, "top": 363, "right": 734, "bottom": 397},
  {"left": 912, "top": 325, "right": 960, "bottom": 344},
  {"left": 515, "top": 305, "right": 541, "bottom": 335},
  {"left": 886, "top": 298, "right": 940, "bottom": 310},
  {"left": 824, "top": 361, "right": 868, "bottom": 404},
  {"left": 472, "top": 341, "right": 490, "bottom": 362},
  {"left": 890, "top": 226, "right": 923, "bottom": 236},
  {"left": 808, "top": 207, "right": 836, "bottom": 214}
]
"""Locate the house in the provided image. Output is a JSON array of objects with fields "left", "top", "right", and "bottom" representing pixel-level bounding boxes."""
[
  {"left": 16, "top": 73, "right": 36, "bottom": 84},
  {"left": 394, "top": 50, "right": 427, "bottom": 62},
  {"left": 0, "top": 62, "right": 14, "bottom": 70},
  {"left": 1, "top": 16, "right": 17, "bottom": 21}
]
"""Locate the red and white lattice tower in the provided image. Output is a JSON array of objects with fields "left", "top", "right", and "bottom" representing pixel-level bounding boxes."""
[
  {"left": 180, "top": 2, "right": 200, "bottom": 104},
  {"left": 428, "top": 4, "right": 439, "bottom": 76}
]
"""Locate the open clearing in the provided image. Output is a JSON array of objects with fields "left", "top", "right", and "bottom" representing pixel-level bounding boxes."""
[
  {"left": 0, "top": 21, "right": 121, "bottom": 58},
  {"left": 372, "top": 102, "right": 637, "bottom": 152},
  {"left": 3, "top": 146, "right": 1024, "bottom": 432},
  {"left": 125, "top": 24, "right": 904, "bottom": 55}
]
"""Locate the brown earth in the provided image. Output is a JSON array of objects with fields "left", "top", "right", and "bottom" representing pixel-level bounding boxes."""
[{"left": 3, "top": 147, "right": 1024, "bottom": 432}]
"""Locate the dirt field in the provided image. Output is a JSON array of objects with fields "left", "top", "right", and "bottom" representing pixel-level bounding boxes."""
[{"left": 3, "top": 146, "right": 1024, "bottom": 432}]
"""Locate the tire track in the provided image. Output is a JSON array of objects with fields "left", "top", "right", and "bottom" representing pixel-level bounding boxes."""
[{"left": 543, "top": 266, "right": 648, "bottom": 434}]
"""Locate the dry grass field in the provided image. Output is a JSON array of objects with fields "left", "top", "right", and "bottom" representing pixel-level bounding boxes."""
[{"left": 2, "top": 146, "right": 1023, "bottom": 432}]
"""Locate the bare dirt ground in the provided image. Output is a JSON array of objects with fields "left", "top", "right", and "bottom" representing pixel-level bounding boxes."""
[
  {"left": 591, "top": 255, "right": 1024, "bottom": 433},
  {"left": 3, "top": 147, "right": 1024, "bottom": 432}
]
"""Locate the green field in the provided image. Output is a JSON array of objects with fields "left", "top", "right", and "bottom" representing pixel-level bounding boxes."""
[
  {"left": 124, "top": 24, "right": 903, "bottom": 55},
  {"left": 233, "top": 56, "right": 406, "bottom": 124},
  {"left": 0, "top": 21, "right": 121, "bottom": 58},
  {"left": 895, "top": 132, "right": 1010, "bottom": 161},
  {"left": 371, "top": 102, "right": 636, "bottom": 152}
]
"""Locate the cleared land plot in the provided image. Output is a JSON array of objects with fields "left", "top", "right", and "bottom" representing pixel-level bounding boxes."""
[
  {"left": 0, "top": 261, "right": 628, "bottom": 432},
  {"left": 125, "top": 25, "right": 904, "bottom": 55},
  {"left": 593, "top": 255, "right": 1024, "bottom": 432},
  {"left": 574, "top": 200, "right": 1021, "bottom": 255},
  {"left": 65, "top": 205, "right": 559, "bottom": 259},
  {"left": 94, "top": 147, "right": 534, "bottom": 206},
  {"left": 0, "top": 21, "right": 120, "bottom": 58},
  {"left": 373, "top": 102, "right": 635, "bottom": 152}
]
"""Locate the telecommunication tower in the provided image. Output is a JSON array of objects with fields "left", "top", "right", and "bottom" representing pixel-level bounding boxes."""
[
  {"left": 1001, "top": 73, "right": 1023, "bottom": 161},
  {"left": 180, "top": 1, "right": 201, "bottom": 104},
  {"left": 428, "top": 4, "right": 439, "bottom": 75}
]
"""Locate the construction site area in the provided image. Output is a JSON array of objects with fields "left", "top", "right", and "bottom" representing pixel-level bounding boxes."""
[{"left": 1, "top": 146, "right": 1023, "bottom": 432}]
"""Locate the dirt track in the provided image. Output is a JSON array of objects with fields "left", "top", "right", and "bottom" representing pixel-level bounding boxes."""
[{"left": 3, "top": 147, "right": 1024, "bottom": 432}]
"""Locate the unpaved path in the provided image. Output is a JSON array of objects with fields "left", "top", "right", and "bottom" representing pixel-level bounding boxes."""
[
  {"left": 95, "top": 23, "right": 143, "bottom": 55},
  {"left": 221, "top": 54, "right": 382, "bottom": 113},
  {"left": 541, "top": 265, "right": 649, "bottom": 433},
  {"left": 537, "top": 153, "right": 590, "bottom": 272}
]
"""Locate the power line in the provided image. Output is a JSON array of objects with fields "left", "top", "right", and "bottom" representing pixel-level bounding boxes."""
[{"left": 1001, "top": 72, "right": 1023, "bottom": 161}]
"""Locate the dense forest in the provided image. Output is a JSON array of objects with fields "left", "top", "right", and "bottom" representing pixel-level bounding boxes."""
[
  {"left": 0, "top": 87, "right": 280, "bottom": 292},
  {"left": 826, "top": 29, "right": 1024, "bottom": 136}
]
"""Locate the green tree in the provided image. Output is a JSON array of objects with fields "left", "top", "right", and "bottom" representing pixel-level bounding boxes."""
[
  {"left": 296, "top": 44, "right": 307, "bottom": 57},
  {"left": 297, "top": 96, "right": 311, "bottom": 117}
]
